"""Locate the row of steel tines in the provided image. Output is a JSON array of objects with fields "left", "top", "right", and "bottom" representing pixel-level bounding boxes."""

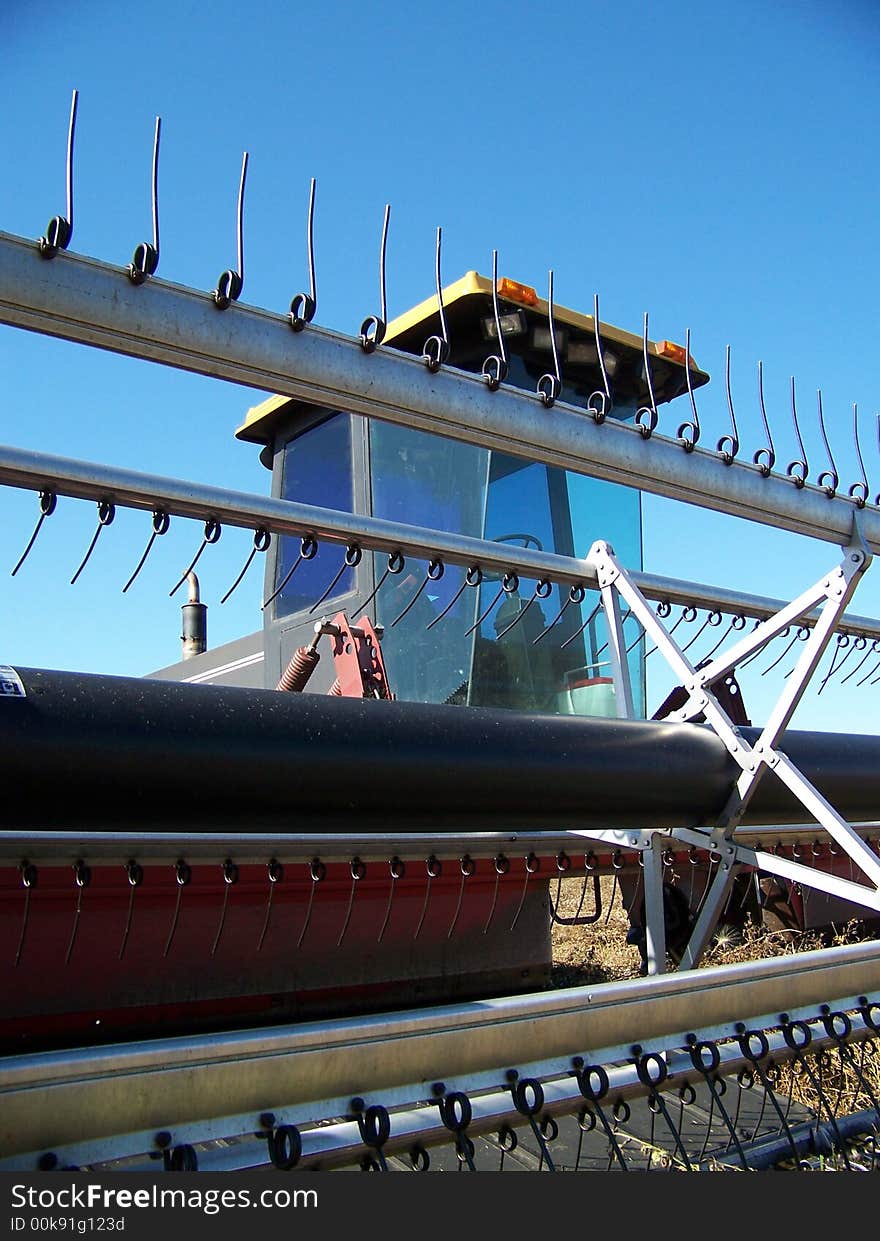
[
  {"left": 34, "top": 91, "right": 880, "bottom": 499},
  {"left": 11, "top": 485, "right": 880, "bottom": 692},
  {"left": 62, "top": 1001, "right": 880, "bottom": 1173}
]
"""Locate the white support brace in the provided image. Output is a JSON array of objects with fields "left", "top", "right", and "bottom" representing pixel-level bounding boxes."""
[{"left": 586, "top": 527, "right": 879, "bottom": 968}]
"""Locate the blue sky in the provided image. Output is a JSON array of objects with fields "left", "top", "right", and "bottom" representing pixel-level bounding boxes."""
[{"left": 1, "top": 0, "right": 879, "bottom": 734}]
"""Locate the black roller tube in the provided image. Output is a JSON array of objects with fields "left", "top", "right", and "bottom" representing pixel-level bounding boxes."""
[{"left": 0, "top": 666, "right": 878, "bottom": 832}]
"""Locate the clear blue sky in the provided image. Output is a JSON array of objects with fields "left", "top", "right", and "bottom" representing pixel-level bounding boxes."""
[{"left": 1, "top": 0, "right": 878, "bottom": 734}]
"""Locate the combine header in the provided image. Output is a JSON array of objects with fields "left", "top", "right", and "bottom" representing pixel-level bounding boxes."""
[{"left": 0, "top": 91, "right": 878, "bottom": 1172}]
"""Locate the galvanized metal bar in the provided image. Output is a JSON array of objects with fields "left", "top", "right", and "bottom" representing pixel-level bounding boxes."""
[
  {"left": 2, "top": 441, "right": 880, "bottom": 640},
  {"left": 0, "top": 937, "right": 876, "bottom": 1161},
  {"left": 2, "top": 231, "right": 879, "bottom": 551}
]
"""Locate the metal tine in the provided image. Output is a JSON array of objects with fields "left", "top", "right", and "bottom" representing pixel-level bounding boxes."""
[
  {"left": 634, "top": 312, "right": 658, "bottom": 439},
  {"left": 377, "top": 856, "right": 405, "bottom": 943},
  {"left": 839, "top": 635, "right": 873, "bottom": 685},
  {"left": 352, "top": 549, "right": 405, "bottom": 619},
  {"left": 786, "top": 376, "right": 809, "bottom": 487},
  {"left": 586, "top": 293, "right": 612, "bottom": 422},
  {"left": 256, "top": 859, "right": 283, "bottom": 952},
  {"left": 464, "top": 571, "right": 519, "bottom": 638},
  {"left": 447, "top": 855, "right": 475, "bottom": 939},
  {"left": 848, "top": 403, "right": 870, "bottom": 508},
  {"left": 360, "top": 203, "right": 391, "bottom": 352},
  {"left": 38, "top": 88, "right": 78, "bottom": 258},
  {"left": 532, "top": 583, "right": 586, "bottom": 645},
  {"left": 753, "top": 361, "right": 777, "bottom": 477},
  {"left": 854, "top": 639, "right": 880, "bottom": 687},
  {"left": 679, "top": 609, "right": 722, "bottom": 655},
  {"left": 482, "top": 250, "right": 509, "bottom": 391},
  {"left": 210, "top": 859, "right": 239, "bottom": 957},
  {"left": 595, "top": 608, "right": 634, "bottom": 658},
  {"left": 122, "top": 508, "right": 170, "bottom": 593},
  {"left": 413, "top": 854, "right": 441, "bottom": 940},
  {"left": 510, "top": 853, "right": 539, "bottom": 931},
  {"left": 289, "top": 178, "right": 317, "bottom": 330},
  {"left": 390, "top": 558, "right": 444, "bottom": 627},
  {"left": 494, "top": 579, "right": 552, "bottom": 640},
  {"left": 426, "top": 564, "right": 482, "bottom": 632},
  {"left": 128, "top": 116, "right": 161, "bottom": 284},
  {"left": 64, "top": 860, "right": 90, "bottom": 965},
  {"left": 700, "top": 613, "right": 746, "bottom": 663},
  {"left": 296, "top": 858, "right": 326, "bottom": 950},
  {"left": 70, "top": 499, "right": 115, "bottom": 585},
  {"left": 14, "top": 862, "right": 37, "bottom": 969},
  {"left": 220, "top": 527, "right": 271, "bottom": 605},
  {"left": 163, "top": 860, "right": 191, "bottom": 958},
  {"left": 559, "top": 597, "right": 604, "bottom": 651},
  {"left": 307, "top": 543, "right": 362, "bottom": 615},
  {"left": 739, "top": 623, "right": 789, "bottom": 670},
  {"left": 537, "top": 270, "right": 562, "bottom": 408},
  {"left": 422, "top": 227, "right": 450, "bottom": 372},
  {"left": 11, "top": 490, "right": 57, "bottom": 576},
  {"left": 817, "top": 632, "right": 852, "bottom": 695},
  {"left": 337, "top": 857, "right": 366, "bottom": 947},
  {"left": 760, "top": 624, "right": 807, "bottom": 676},
  {"left": 482, "top": 853, "right": 509, "bottom": 935},
  {"left": 816, "top": 389, "right": 839, "bottom": 497},
  {"left": 213, "top": 151, "right": 249, "bottom": 309},
  {"left": 717, "top": 345, "right": 740, "bottom": 464},
  {"left": 676, "top": 329, "right": 701, "bottom": 452},
  {"left": 169, "top": 518, "right": 221, "bottom": 596},
  {"left": 262, "top": 533, "right": 318, "bottom": 611}
]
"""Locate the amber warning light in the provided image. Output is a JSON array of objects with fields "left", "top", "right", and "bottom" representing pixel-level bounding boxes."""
[
  {"left": 496, "top": 277, "right": 539, "bottom": 307},
  {"left": 657, "top": 340, "right": 690, "bottom": 365}
]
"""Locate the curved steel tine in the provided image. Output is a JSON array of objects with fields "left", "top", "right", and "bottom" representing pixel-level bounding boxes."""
[
  {"left": 634, "top": 312, "right": 658, "bottom": 439},
  {"left": 262, "top": 533, "right": 318, "bottom": 611},
  {"left": 838, "top": 634, "right": 871, "bottom": 684},
  {"left": 256, "top": 859, "right": 283, "bottom": 952},
  {"left": 213, "top": 151, "right": 248, "bottom": 309},
  {"left": 532, "top": 583, "right": 586, "bottom": 645},
  {"left": 854, "top": 639, "right": 880, "bottom": 686},
  {"left": 169, "top": 518, "right": 221, "bottom": 596},
  {"left": 586, "top": 293, "right": 612, "bottom": 422},
  {"left": 817, "top": 632, "right": 852, "bottom": 695},
  {"left": 163, "top": 859, "right": 191, "bottom": 958},
  {"left": 717, "top": 345, "right": 740, "bottom": 464},
  {"left": 128, "top": 116, "right": 161, "bottom": 284},
  {"left": 482, "top": 250, "right": 509, "bottom": 391},
  {"left": 122, "top": 508, "right": 170, "bottom": 593},
  {"left": 422, "top": 226, "right": 450, "bottom": 372},
  {"left": 210, "top": 859, "right": 239, "bottom": 957},
  {"left": 676, "top": 328, "right": 700, "bottom": 452},
  {"left": 447, "top": 855, "right": 474, "bottom": 938},
  {"left": 296, "top": 858, "right": 326, "bottom": 949},
  {"left": 289, "top": 177, "right": 318, "bottom": 330},
  {"left": 786, "top": 376, "right": 809, "bottom": 487},
  {"left": 760, "top": 624, "right": 806, "bottom": 676},
  {"left": 11, "top": 490, "right": 57, "bottom": 576},
  {"left": 377, "top": 856, "right": 405, "bottom": 943},
  {"left": 70, "top": 499, "right": 115, "bottom": 585},
  {"left": 494, "top": 579, "right": 552, "bottom": 640},
  {"left": 702, "top": 613, "right": 745, "bottom": 663},
  {"left": 337, "top": 858, "right": 365, "bottom": 947},
  {"left": 735, "top": 617, "right": 770, "bottom": 669},
  {"left": 220, "top": 527, "right": 271, "bottom": 604},
  {"left": 595, "top": 608, "right": 633, "bottom": 658},
  {"left": 537, "top": 270, "right": 562, "bottom": 408},
  {"left": 360, "top": 203, "right": 391, "bottom": 352},
  {"left": 816, "top": 389, "right": 839, "bottom": 497},
  {"left": 38, "top": 88, "right": 78, "bottom": 258},
  {"left": 510, "top": 853, "right": 539, "bottom": 931},
  {"left": 482, "top": 853, "right": 509, "bottom": 935},
  {"left": 308, "top": 543, "right": 362, "bottom": 615},
  {"left": 390, "top": 559, "right": 444, "bottom": 627},
  {"left": 464, "top": 571, "right": 519, "bottom": 638},
  {"left": 14, "top": 862, "right": 37, "bottom": 968},
  {"left": 352, "top": 549, "right": 405, "bottom": 618},
  {"left": 118, "top": 860, "right": 143, "bottom": 960},
  {"left": 680, "top": 610, "right": 722, "bottom": 655},
  {"left": 848, "top": 403, "right": 869, "bottom": 507},
  {"left": 414, "top": 855, "right": 441, "bottom": 940},
  {"left": 426, "top": 564, "right": 482, "bottom": 632},
  {"left": 65, "top": 860, "right": 90, "bottom": 965},
  {"left": 753, "top": 360, "right": 777, "bottom": 477},
  {"left": 559, "top": 598, "right": 604, "bottom": 651}
]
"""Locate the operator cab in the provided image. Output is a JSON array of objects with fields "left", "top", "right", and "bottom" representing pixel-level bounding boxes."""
[{"left": 233, "top": 273, "right": 708, "bottom": 717}]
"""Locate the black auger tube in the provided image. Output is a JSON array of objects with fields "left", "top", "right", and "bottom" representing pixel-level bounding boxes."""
[{"left": 1, "top": 666, "right": 879, "bottom": 833}]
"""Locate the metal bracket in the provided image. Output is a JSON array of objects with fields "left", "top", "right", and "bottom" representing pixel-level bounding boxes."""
[{"left": 585, "top": 530, "right": 880, "bottom": 969}]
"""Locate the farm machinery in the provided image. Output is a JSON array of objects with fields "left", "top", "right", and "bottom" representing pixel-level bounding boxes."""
[{"left": 0, "top": 95, "right": 879, "bottom": 1171}]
